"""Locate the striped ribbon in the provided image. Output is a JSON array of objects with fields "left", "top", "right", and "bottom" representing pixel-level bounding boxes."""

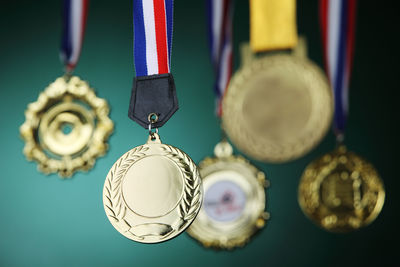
[
  {"left": 133, "top": 0, "right": 173, "bottom": 77},
  {"left": 320, "top": 0, "right": 357, "bottom": 134},
  {"left": 60, "top": 0, "right": 89, "bottom": 73},
  {"left": 206, "top": 0, "right": 233, "bottom": 116}
]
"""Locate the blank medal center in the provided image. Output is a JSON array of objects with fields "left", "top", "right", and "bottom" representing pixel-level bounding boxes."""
[
  {"left": 122, "top": 156, "right": 183, "bottom": 217},
  {"left": 243, "top": 72, "right": 311, "bottom": 141}
]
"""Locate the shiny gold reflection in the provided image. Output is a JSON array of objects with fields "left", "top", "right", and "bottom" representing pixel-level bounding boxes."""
[
  {"left": 20, "top": 76, "right": 113, "bottom": 177},
  {"left": 103, "top": 133, "right": 203, "bottom": 244},
  {"left": 298, "top": 146, "right": 385, "bottom": 232}
]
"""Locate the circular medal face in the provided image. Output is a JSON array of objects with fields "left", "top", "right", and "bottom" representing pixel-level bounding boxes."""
[
  {"left": 222, "top": 55, "right": 333, "bottom": 162},
  {"left": 187, "top": 144, "right": 268, "bottom": 249},
  {"left": 20, "top": 76, "right": 113, "bottom": 177},
  {"left": 103, "top": 134, "right": 203, "bottom": 243},
  {"left": 298, "top": 146, "right": 385, "bottom": 232}
]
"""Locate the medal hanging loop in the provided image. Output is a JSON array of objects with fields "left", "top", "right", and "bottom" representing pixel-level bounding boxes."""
[
  {"left": 60, "top": 0, "right": 89, "bottom": 75},
  {"left": 320, "top": 0, "right": 357, "bottom": 140},
  {"left": 148, "top": 112, "right": 159, "bottom": 140},
  {"left": 129, "top": 0, "right": 178, "bottom": 129}
]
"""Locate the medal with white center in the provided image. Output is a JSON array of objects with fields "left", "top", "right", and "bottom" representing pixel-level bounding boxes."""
[
  {"left": 187, "top": 1, "right": 269, "bottom": 249},
  {"left": 187, "top": 141, "right": 269, "bottom": 249},
  {"left": 102, "top": 0, "right": 202, "bottom": 243}
]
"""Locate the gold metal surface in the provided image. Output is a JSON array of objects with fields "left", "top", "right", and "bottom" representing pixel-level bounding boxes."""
[
  {"left": 222, "top": 42, "right": 333, "bottom": 163},
  {"left": 298, "top": 146, "right": 385, "bottom": 232},
  {"left": 187, "top": 141, "right": 269, "bottom": 249},
  {"left": 103, "top": 133, "right": 203, "bottom": 243},
  {"left": 20, "top": 76, "right": 113, "bottom": 177},
  {"left": 250, "top": 0, "right": 297, "bottom": 51}
]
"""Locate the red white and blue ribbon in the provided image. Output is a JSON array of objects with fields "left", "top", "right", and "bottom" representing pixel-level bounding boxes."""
[
  {"left": 320, "top": 0, "right": 357, "bottom": 134},
  {"left": 206, "top": 0, "right": 233, "bottom": 116},
  {"left": 60, "top": 0, "right": 89, "bottom": 73},
  {"left": 133, "top": 0, "right": 173, "bottom": 77}
]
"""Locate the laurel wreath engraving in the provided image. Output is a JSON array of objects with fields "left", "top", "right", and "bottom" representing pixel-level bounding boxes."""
[
  {"left": 161, "top": 145, "right": 202, "bottom": 228},
  {"left": 103, "top": 146, "right": 148, "bottom": 238},
  {"left": 103, "top": 144, "right": 202, "bottom": 240}
]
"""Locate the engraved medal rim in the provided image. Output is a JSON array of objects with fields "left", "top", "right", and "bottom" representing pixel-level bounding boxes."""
[
  {"left": 187, "top": 154, "right": 268, "bottom": 249},
  {"left": 103, "top": 142, "right": 203, "bottom": 244},
  {"left": 222, "top": 54, "right": 333, "bottom": 163},
  {"left": 19, "top": 75, "right": 114, "bottom": 177}
]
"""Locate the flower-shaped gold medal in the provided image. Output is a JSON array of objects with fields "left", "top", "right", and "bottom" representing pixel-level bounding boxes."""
[{"left": 20, "top": 76, "right": 113, "bottom": 177}]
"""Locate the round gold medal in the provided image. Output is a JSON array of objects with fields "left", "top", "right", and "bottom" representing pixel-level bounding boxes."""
[
  {"left": 20, "top": 76, "right": 113, "bottom": 177},
  {"left": 222, "top": 43, "right": 333, "bottom": 163},
  {"left": 298, "top": 146, "right": 385, "bottom": 232},
  {"left": 103, "top": 133, "right": 202, "bottom": 243},
  {"left": 187, "top": 141, "right": 269, "bottom": 249}
]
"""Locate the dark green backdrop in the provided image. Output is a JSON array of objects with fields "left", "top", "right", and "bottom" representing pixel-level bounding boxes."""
[{"left": 0, "top": 1, "right": 398, "bottom": 266}]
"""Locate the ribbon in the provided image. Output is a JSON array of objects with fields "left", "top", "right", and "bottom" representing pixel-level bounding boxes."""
[
  {"left": 60, "top": 0, "right": 89, "bottom": 73},
  {"left": 320, "top": 0, "right": 357, "bottom": 135},
  {"left": 250, "top": 0, "right": 297, "bottom": 52},
  {"left": 206, "top": 0, "right": 233, "bottom": 116},
  {"left": 129, "top": 0, "right": 177, "bottom": 129},
  {"left": 133, "top": 0, "right": 173, "bottom": 77}
]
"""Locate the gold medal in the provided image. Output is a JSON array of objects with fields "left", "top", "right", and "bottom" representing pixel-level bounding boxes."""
[
  {"left": 298, "top": 0, "right": 384, "bottom": 232},
  {"left": 20, "top": 1, "right": 113, "bottom": 177},
  {"left": 20, "top": 76, "right": 113, "bottom": 177},
  {"left": 298, "top": 146, "right": 385, "bottom": 232},
  {"left": 223, "top": 44, "right": 332, "bottom": 162},
  {"left": 102, "top": 1, "right": 202, "bottom": 244},
  {"left": 222, "top": 0, "right": 333, "bottom": 163},
  {"left": 103, "top": 132, "right": 203, "bottom": 243},
  {"left": 187, "top": 141, "right": 269, "bottom": 249}
]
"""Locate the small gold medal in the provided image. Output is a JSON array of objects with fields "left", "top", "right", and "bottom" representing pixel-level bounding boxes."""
[
  {"left": 298, "top": 146, "right": 385, "bottom": 232},
  {"left": 187, "top": 141, "right": 269, "bottom": 249},
  {"left": 20, "top": 76, "right": 113, "bottom": 177},
  {"left": 103, "top": 132, "right": 202, "bottom": 243}
]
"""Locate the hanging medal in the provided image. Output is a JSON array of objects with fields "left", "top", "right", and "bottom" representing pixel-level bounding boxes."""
[
  {"left": 298, "top": 0, "right": 385, "bottom": 232},
  {"left": 102, "top": 0, "right": 202, "bottom": 243},
  {"left": 20, "top": 0, "right": 114, "bottom": 178},
  {"left": 187, "top": 0, "right": 269, "bottom": 250},
  {"left": 222, "top": 0, "right": 333, "bottom": 163}
]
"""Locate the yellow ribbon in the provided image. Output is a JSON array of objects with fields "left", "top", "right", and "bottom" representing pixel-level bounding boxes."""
[{"left": 250, "top": 0, "right": 298, "bottom": 52}]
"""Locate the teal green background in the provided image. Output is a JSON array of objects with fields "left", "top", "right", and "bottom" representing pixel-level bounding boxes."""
[{"left": 0, "top": 1, "right": 398, "bottom": 266}]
